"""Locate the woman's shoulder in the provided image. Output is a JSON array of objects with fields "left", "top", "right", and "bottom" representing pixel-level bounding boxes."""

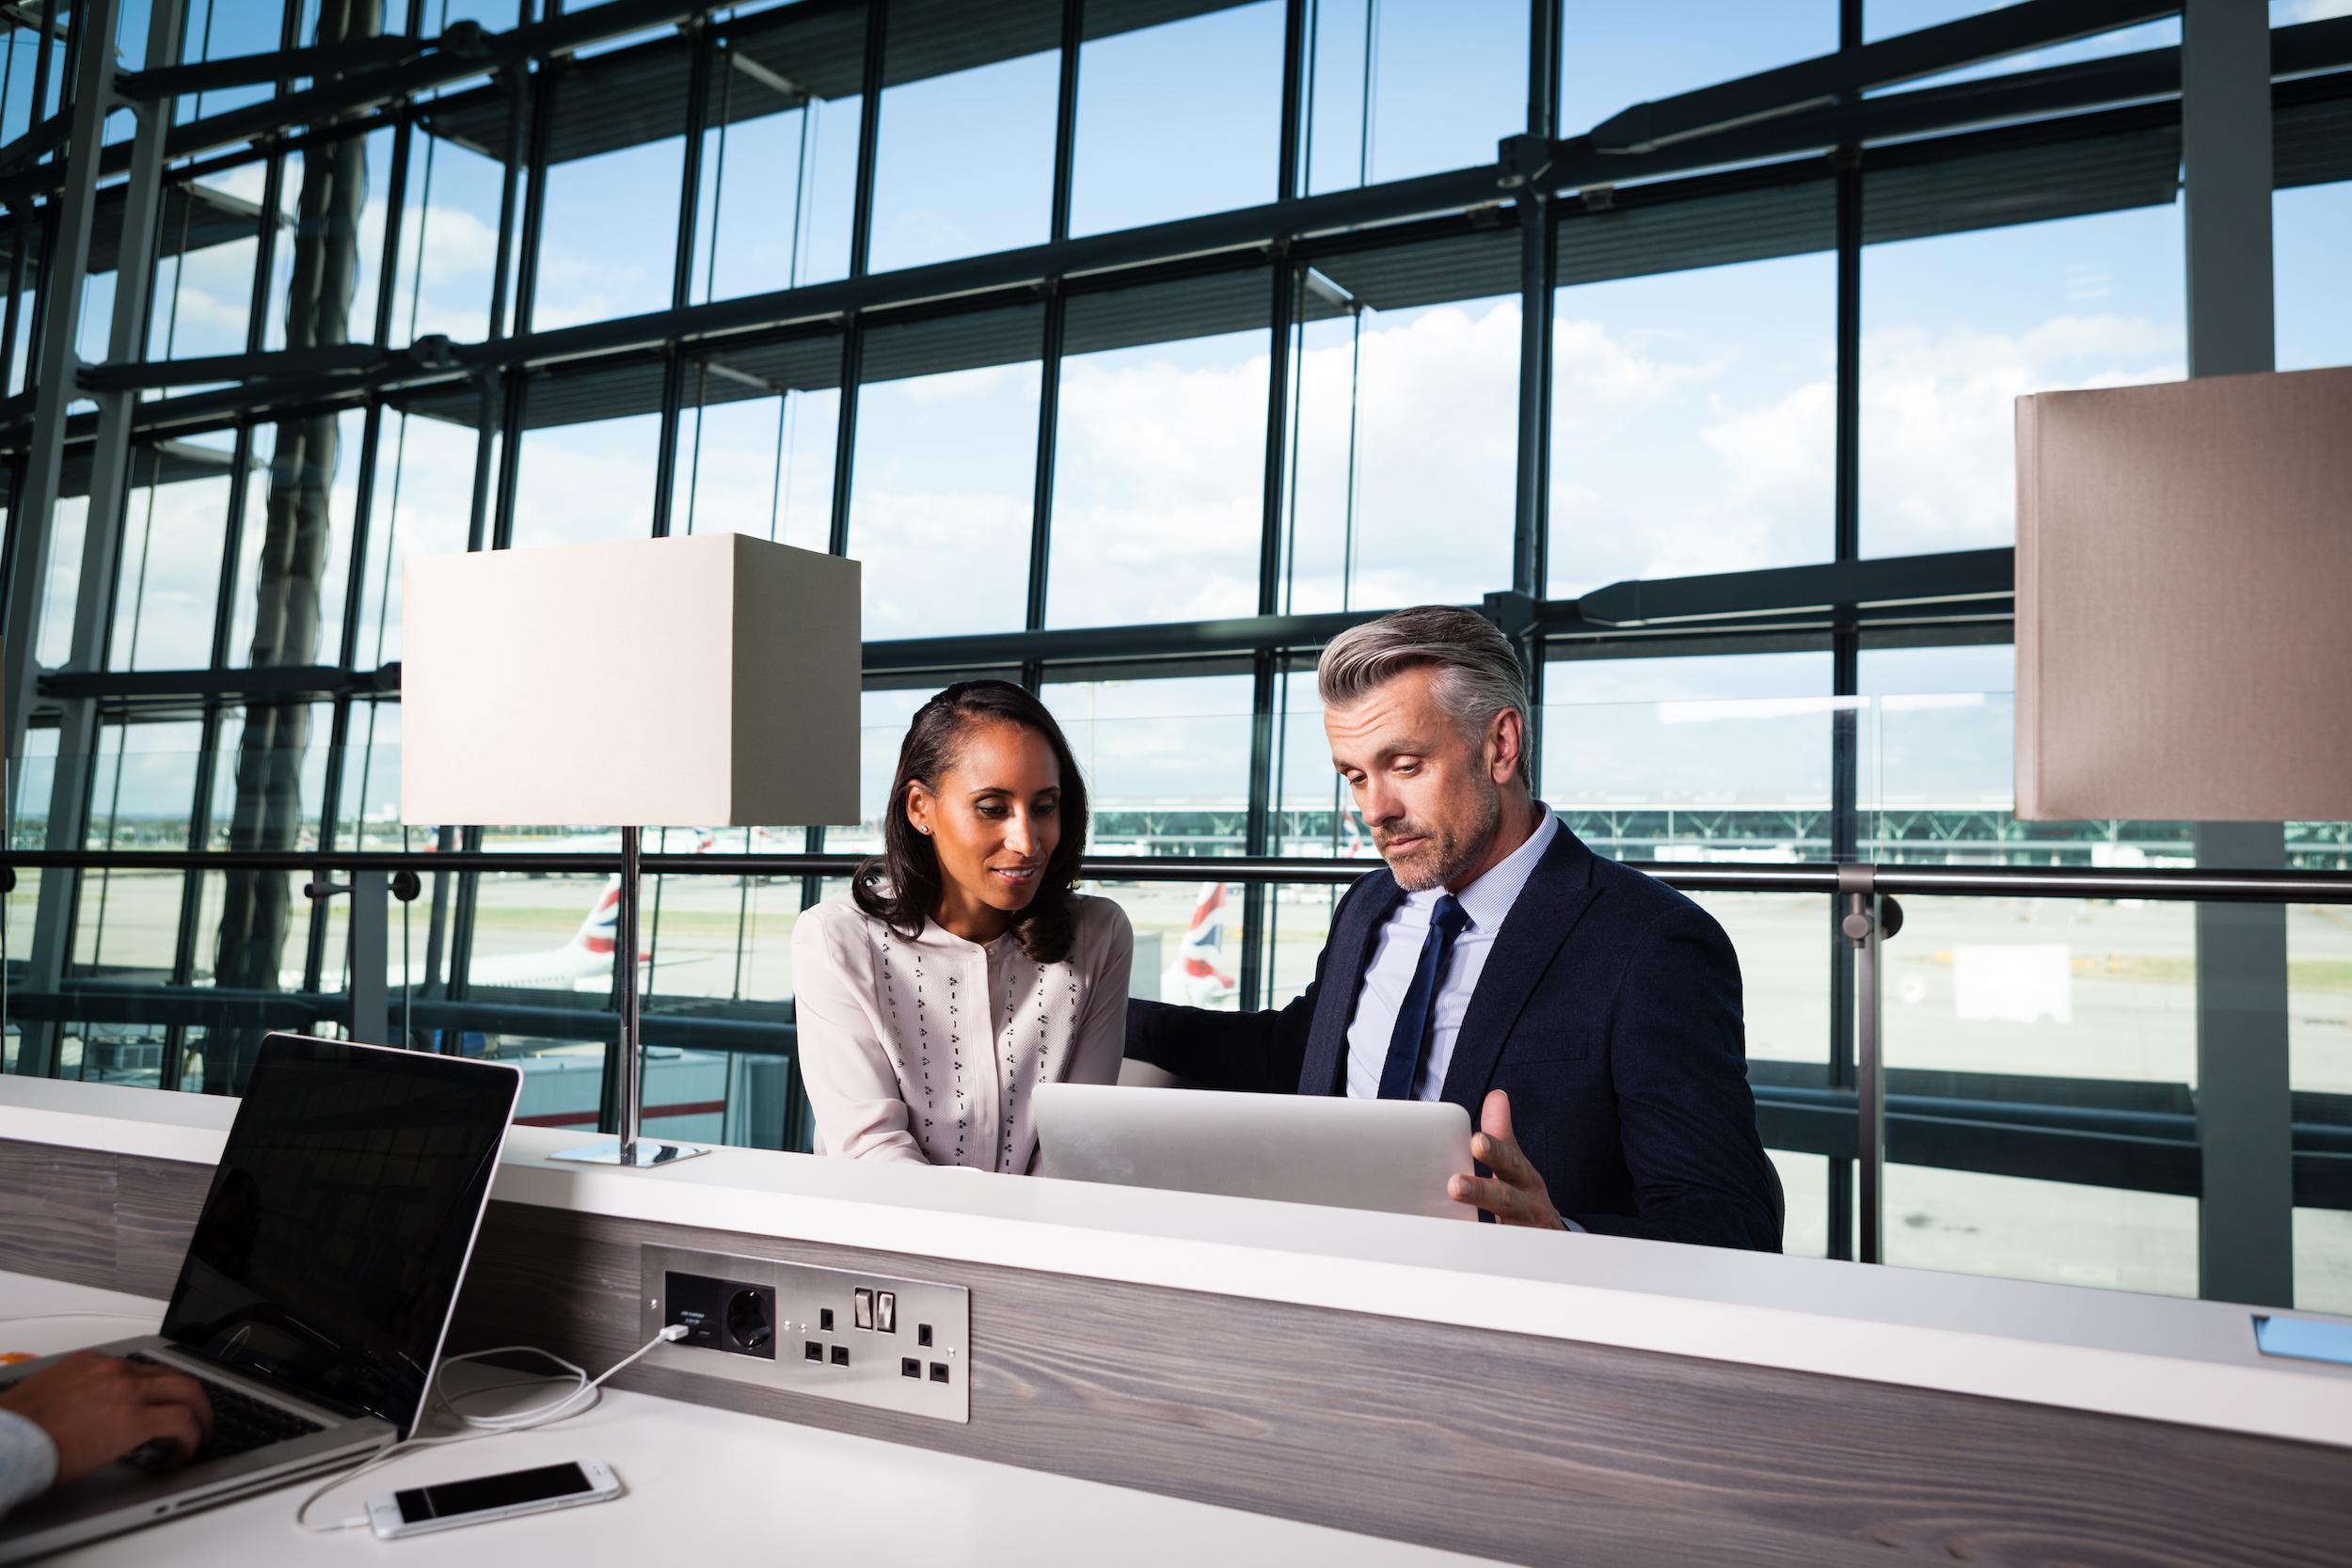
[
  {"left": 1066, "top": 893, "right": 1133, "bottom": 947},
  {"left": 793, "top": 893, "right": 884, "bottom": 956}
]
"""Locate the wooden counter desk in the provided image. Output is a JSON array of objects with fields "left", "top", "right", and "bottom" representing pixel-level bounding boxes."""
[{"left": 4, "top": 1073, "right": 2349, "bottom": 1566}]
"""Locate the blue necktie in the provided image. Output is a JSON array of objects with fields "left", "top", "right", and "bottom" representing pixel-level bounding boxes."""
[{"left": 1376, "top": 895, "right": 1469, "bottom": 1101}]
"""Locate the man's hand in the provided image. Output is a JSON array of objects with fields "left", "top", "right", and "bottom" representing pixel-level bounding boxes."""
[
  {"left": 0, "top": 1352, "right": 214, "bottom": 1486},
  {"left": 1447, "top": 1090, "right": 1566, "bottom": 1228}
]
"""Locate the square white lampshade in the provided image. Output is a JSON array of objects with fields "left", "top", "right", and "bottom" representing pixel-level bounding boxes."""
[
  {"left": 400, "top": 532, "right": 861, "bottom": 829},
  {"left": 2014, "top": 365, "right": 2352, "bottom": 823}
]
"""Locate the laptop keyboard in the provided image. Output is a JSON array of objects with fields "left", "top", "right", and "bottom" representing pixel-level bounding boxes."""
[{"left": 117, "top": 1353, "right": 326, "bottom": 1473}]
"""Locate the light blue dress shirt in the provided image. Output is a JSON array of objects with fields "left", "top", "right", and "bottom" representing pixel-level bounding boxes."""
[
  {"left": 1343, "top": 805, "right": 1561, "bottom": 1103},
  {"left": 1339, "top": 806, "right": 1584, "bottom": 1229},
  {"left": 0, "top": 1408, "right": 58, "bottom": 1517}
]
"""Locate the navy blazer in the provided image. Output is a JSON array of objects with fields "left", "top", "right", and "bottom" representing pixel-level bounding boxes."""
[{"left": 1126, "top": 822, "right": 1784, "bottom": 1251}]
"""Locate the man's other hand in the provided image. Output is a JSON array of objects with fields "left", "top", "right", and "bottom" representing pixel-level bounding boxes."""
[
  {"left": 0, "top": 1352, "right": 215, "bottom": 1485},
  {"left": 1447, "top": 1090, "right": 1566, "bottom": 1228}
]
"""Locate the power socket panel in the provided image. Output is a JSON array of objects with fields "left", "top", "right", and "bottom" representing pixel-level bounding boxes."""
[{"left": 638, "top": 1243, "right": 971, "bottom": 1423}]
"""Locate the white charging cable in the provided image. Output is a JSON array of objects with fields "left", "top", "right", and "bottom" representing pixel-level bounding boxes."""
[{"left": 294, "top": 1323, "right": 688, "bottom": 1534}]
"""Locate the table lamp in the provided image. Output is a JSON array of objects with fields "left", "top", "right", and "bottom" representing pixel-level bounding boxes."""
[
  {"left": 2014, "top": 366, "right": 2352, "bottom": 822},
  {"left": 402, "top": 532, "right": 860, "bottom": 1165}
]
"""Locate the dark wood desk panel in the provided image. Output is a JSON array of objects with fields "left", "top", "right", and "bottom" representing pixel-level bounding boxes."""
[{"left": 6, "top": 1139, "right": 2348, "bottom": 1568}]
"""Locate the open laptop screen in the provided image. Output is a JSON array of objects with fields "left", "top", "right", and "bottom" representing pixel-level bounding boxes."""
[{"left": 160, "top": 1035, "right": 520, "bottom": 1436}]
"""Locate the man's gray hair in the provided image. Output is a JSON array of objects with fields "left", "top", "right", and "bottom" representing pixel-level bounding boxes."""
[{"left": 1316, "top": 606, "right": 1531, "bottom": 781}]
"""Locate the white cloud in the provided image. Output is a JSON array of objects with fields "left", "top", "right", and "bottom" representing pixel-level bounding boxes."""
[{"left": 1674, "top": 312, "right": 2183, "bottom": 562}]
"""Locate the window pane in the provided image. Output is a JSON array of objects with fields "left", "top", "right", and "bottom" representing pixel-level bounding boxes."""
[
  {"left": 111, "top": 463, "right": 232, "bottom": 672},
  {"left": 2277, "top": 179, "right": 2352, "bottom": 372},
  {"left": 2296, "top": 1208, "right": 2352, "bottom": 1314},
  {"left": 1041, "top": 672, "right": 1256, "bottom": 857},
  {"left": 148, "top": 171, "right": 263, "bottom": 361},
  {"left": 1542, "top": 649, "right": 1836, "bottom": 858},
  {"left": 1549, "top": 245, "right": 1835, "bottom": 599},
  {"left": 1284, "top": 288, "right": 1519, "bottom": 612},
  {"left": 1090, "top": 879, "right": 1245, "bottom": 1012},
  {"left": 85, "top": 719, "right": 203, "bottom": 852},
  {"left": 390, "top": 126, "right": 510, "bottom": 349},
  {"left": 1883, "top": 1164, "right": 2197, "bottom": 1296},
  {"left": 173, "top": 0, "right": 289, "bottom": 122},
  {"left": 351, "top": 412, "right": 491, "bottom": 666},
  {"left": 1304, "top": 0, "right": 1526, "bottom": 194},
  {"left": 870, "top": 4, "right": 1058, "bottom": 270},
  {"left": 1771, "top": 1149, "right": 1830, "bottom": 1259},
  {"left": 36, "top": 498, "right": 87, "bottom": 668},
  {"left": 1046, "top": 277, "right": 1269, "bottom": 628},
  {"left": 1866, "top": 2, "right": 2178, "bottom": 84},
  {"left": 509, "top": 408, "right": 662, "bottom": 550},
  {"left": 535, "top": 135, "right": 684, "bottom": 328},
  {"left": 691, "top": 45, "right": 861, "bottom": 301},
  {"left": 1560, "top": 2, "right": 1837, "bottom": 135},
  {"left": 1862, "top": 202, "right": 2184, "bottom": 557},
  {"left": 229, "top": 411, "right": 364, "bottom": 670},
  {"left": 671, "top": 370, "right": 840, "bottom": 554},
  {"left": 147, "top": 168, "right": 260, "bottom": 364},
  {"left": 1071, "top": 1, "right": 1283, "bottom": 236},
  {"left": 847, "top": 308, "right": 1042, "bottom": 639}
]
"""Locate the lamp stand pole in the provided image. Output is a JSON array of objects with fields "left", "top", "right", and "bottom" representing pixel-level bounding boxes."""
[{"left": 550, "top": 825, "right": 710, "bottom": 1167}]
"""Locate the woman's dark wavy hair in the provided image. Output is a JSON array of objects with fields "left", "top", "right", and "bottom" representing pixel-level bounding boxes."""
[{"left": 851, "top": 679, "right": 1090, "bottom": 964}]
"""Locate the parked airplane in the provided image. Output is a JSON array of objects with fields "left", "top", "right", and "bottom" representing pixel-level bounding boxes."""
[{"left": 294, "top": 879, "right": 689, "bottom": 993}]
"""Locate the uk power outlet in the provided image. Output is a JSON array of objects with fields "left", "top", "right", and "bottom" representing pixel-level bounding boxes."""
[{"left": 638, "top": 1243, "right": 971, "bottom": 1423}]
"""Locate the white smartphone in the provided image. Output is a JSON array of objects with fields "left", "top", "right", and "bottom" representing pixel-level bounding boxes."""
[{"left": 366, "top": 1459, "right": 623, "bottom": 1540}]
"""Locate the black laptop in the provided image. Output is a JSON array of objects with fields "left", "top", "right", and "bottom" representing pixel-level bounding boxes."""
[{"left": 0, "top": 1034, "right": 521, "bottom": 1563}]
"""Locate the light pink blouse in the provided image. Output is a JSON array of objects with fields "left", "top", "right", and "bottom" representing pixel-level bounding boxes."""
[{"left": 789, "top": 893, "right": 1133, "bottom": 1173}]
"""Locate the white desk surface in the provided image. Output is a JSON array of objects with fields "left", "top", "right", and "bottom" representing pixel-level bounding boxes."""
[
  {"left": 0, "top": 1274, "right": 1500, "bottom": 1568},
  {"left": 7, "top": 1074, "right": 2352, "bottom": 1450}
]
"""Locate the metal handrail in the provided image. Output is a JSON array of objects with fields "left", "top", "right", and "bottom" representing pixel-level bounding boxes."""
[
  {"left": 4, "top": 847, "right": 2351, "bottom": 903},
  {"left": 10, "top": 842, "right": 2347, "bottom": 1268}
]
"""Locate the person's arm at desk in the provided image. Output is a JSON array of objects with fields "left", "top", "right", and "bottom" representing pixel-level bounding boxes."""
[{"left": 0, "top": 1353, "right": 214, "bottom": 1515}]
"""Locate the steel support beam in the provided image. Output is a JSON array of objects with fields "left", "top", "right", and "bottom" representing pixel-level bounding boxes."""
[
  {"left": 1586, "top": 0, "right": 2173, "bottom": 152},
  {"left": 2183, "top": 0, "right": 2292, "bottom": 1310},
  {"left": 10, "top": 0, "right": 185, "bottom": 1077}
]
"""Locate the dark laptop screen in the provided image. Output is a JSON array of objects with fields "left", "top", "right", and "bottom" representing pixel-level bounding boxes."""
[{"left": 160, "top": 1035, "right": 520, "bottom": 1436}]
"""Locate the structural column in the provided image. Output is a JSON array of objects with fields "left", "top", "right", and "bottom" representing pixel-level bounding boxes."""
[{"left": 2182, "top": 0, "right": 2294, "bottom": 1308}]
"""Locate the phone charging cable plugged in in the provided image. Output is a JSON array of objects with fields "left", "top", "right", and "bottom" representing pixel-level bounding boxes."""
[{"left": 294, "top": 1323, "right": 690, "bottom": 1535}]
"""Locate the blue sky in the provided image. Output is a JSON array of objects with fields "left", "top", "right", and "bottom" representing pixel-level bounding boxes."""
[{"left": 26, "top": 0, "right": 2352, "bottom": 819}]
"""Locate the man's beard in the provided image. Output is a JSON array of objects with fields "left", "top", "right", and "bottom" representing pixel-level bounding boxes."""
[{"left": 1378, "top": 782, "right": 1502, "bottom": 894}]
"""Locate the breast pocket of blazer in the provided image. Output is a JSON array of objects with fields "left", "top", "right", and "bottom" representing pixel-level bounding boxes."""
[{"left": 1494, "top": 1030, "right": 1594, "bottom": 1068}]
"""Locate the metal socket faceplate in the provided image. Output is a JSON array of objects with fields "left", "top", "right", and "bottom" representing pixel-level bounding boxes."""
[{"left": 638, "top": 1243, "right": 972, "bottom": 1423}]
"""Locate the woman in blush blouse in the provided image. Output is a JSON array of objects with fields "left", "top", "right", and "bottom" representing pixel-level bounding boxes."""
[{"left": 790, "top": 679, "right": 1133, "bottom": 1173}]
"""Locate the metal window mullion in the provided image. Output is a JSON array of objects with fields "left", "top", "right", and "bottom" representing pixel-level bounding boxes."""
[
  {"left": 649, "top": 15, "right": 716, "bottom": 541},
  {"left": 11, "top": 0, "right": 179, "bottom": 1077},
  {"left": 809, "top": 0, "right": 886, "bottom": 911},
  {"left": 1019, "top": 0, "right": 1083, "bottom": 676},
  {"left": 1241, "top": 259, "right": 1303, "bottom": 1009},
  {"left": 490, "top": 34, "right": 557, "bottom": 554},
  {"left": 467, "top": 54, "right": 531, "bottom": 553},
  {"left": 1828, "top": 0, "right": 1867, "bottom": 1264}
]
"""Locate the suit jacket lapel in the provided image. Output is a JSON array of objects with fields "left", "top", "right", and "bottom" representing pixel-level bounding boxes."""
[
  {"left": 1297, "top": 872, "right": 1405, "bottom": 1096},
  {"left": 1437, "top": 823, "right": 1604, "bottom": 1119}
]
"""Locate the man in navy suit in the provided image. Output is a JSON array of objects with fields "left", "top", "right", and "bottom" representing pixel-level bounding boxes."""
[{"left": 1126, "top": 606, "right": 1783, "bottom": 1249}]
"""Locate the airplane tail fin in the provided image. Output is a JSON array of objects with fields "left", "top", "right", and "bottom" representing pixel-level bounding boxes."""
[
  {"left": 1178, "top": 881, "right": 1236, "bottom": 988},
  {"left": 570, "top": 880, "right": 623, "bottom": 955}
]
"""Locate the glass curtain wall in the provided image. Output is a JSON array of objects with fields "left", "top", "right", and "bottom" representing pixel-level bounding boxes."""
[{"left": 0, "top": 0, "right": 2346, "bottom": 1302}]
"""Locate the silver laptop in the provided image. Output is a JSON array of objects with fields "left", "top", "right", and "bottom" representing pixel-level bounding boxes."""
[
  {"left": 1033, "top": 1082, "right": 1477, "bottom": 1221},
  {"left": 0, "top": 1034, "right": 521, "bottom": 1563}
]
